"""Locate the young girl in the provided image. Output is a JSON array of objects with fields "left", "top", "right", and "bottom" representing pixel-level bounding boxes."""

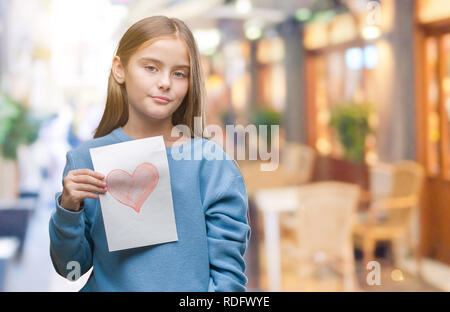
[{"left": 49, "top": 16, "right": 251, "bottom": 292}]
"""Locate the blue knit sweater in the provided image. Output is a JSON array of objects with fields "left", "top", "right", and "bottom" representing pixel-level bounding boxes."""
[{"left": 49, "top": 127, "right": 251, "bottom": 291}]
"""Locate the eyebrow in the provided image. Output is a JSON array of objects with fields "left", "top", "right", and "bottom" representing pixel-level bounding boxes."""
[{"left": 138, "top": 57, "right": 190, "bottom": 70}]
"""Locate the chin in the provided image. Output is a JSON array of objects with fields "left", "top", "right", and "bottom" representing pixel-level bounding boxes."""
[
  {"left": 144, "top": 112, "right": 172, "bottom": 120},
  {"left": 142, "top": 108, "right": 174, "bottom": 120}
]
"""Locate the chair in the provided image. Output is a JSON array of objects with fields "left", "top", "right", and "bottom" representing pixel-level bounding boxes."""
[
  {"left": 281, "top": 142, "right": 316, "bottom": 185},
  {"left": 353, "top": 161, "right": 425, "bottom": 272},
  {"left": 279, "top": 143, "right": 316, "bottom": 235},
  {"left": 239, "top": 161, "right": 292, "bottom": 196},
  {"left": 238, "top": 142, "right": 316, "bottom": 196},
  {"left": 284, "top": 181, "right": 360, "bottom": 291}
]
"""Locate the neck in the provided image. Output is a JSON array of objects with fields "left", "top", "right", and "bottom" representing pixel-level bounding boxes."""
[{"left": 122, "top": 116, "right": 178, "bottom": 143}]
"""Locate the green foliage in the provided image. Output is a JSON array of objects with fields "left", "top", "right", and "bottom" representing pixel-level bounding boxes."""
[
  {"left": 329, "top": 101, "right": 374, "bottom": 162},
  {"left": 250, "top": 107, "right": 281, "bottom": 127},
  {"left": 249, "top": 107, "right": 281, "bottom": 147},
  {"left": 0, "top": 92, "right": 41, "bottom": 160}
]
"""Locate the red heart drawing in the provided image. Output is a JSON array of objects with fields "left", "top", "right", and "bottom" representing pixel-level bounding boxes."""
[{"left": 105, "top": 162, "right": 159, "bottom": 213}]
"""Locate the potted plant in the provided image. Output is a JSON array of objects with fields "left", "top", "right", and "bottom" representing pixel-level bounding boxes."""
[
  {"left": 329, "top": 100, "right": 374, "bottom": 163},
  {"left": 249, "top": 106, "right": 282, "bottom": 150},
  {"left": 0, "top": 92, "right": 41, "bottom": 199},
  {"left": 0, "top": 92, "right": 42, "bottom": 258}
]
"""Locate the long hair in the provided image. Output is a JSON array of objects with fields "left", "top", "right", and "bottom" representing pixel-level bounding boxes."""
[{"left": 94, "top": 16, "right": 207, "bottom": 139}]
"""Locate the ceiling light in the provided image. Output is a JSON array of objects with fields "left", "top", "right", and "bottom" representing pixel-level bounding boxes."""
[
  {"left": 245, "top": 25, "right": 262, "bottom": 40},
  {"left": 361, "top": 25, "right": 381, "bottom": 40},
  {"left": 244, "top": 19, "right": 263, "bottom": 41},
  {"left": 235, "top": 0, "right": 252, "bottom": 15}
]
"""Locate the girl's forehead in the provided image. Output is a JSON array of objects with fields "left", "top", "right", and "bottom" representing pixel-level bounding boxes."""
[
  {"left": 129, "top": 38, "right": 190, "bottom": 69},
  {"left": 137, "top": 37, "right": 189, "bottom": 58}
]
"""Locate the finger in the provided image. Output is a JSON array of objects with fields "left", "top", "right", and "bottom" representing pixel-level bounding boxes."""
[
  {"left": 72, "top": 175, "right": 107, "bottom": 188},
  {"left": 71, "top": 169, "right": 105, "bottom": 180},
  {"left": 74, "top": 183, "right": 107, "bottom": 194},
  {"left": 74, "top": 190, "right": 100, "bottom": 200}
]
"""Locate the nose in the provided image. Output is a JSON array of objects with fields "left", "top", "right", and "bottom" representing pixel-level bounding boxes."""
[{"left": 157, "top": 72, "right": 171, "bottom": 90}]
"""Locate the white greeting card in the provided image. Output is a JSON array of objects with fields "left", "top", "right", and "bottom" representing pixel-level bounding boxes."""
[{"left": 89, "top": 136, "right": 178, "bottom": 252}]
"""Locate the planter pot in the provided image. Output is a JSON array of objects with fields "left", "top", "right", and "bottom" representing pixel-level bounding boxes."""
[
  {"left": 312, "top": 155, "right": 369, "bottom": 190},
  {"left": 0, "top": 156, "right": 18, "bottom": 201}
]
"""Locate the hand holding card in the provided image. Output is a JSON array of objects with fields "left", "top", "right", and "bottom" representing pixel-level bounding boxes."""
[
  {"left": 60, "top": 169, "right": 107, "bottom": 212},
  {"left": 89, "top": 135, "right": 178, "bottom": 252}
]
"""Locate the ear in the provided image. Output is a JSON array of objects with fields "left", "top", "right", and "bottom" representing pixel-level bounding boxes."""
[{"left": 111, "top": 55, "right": 125, "bottom": 84}]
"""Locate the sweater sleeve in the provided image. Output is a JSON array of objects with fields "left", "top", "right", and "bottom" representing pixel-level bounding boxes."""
[
  {"left": 48, "top": 151, "right": 94, "bottom": 280},
  {"left": 204, "top": 171, "right": 251, "bottom": 292}
]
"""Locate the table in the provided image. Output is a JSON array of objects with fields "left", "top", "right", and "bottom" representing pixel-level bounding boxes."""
[
  {"left": 254, "top": 185, "right": 370, "bottom": 292},
  {"left": 0, "top": 237, "right": 20, "bottom": 291},
  {"left": 253, "top": 186, "right": 301, "bottom": 292}
]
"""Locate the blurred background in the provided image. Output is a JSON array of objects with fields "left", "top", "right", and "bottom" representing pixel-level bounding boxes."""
[{"left": 1, "top": 0, "right": 450, "bottom": 292}]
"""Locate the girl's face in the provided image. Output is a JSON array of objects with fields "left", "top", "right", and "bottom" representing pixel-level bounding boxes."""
[{"left": 113, "top": 38, "right": 190, "bottom": 123}]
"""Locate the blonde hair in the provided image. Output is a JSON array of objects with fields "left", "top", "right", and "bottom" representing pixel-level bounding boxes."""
[{"left": 94, "top": 16, "right": 207, "bottom": 139}]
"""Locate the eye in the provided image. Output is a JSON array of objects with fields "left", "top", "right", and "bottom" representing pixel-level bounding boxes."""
[
  {"left": 174, "top": 72, "right": 186, "bottom": 78},
  {"left": 145, "top": 66, "right": 157, "bottom": 72}
]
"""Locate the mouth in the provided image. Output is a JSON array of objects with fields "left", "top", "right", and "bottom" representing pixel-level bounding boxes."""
[{"left": 152, "top": 96, "right": 170, "bottom": 104}]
